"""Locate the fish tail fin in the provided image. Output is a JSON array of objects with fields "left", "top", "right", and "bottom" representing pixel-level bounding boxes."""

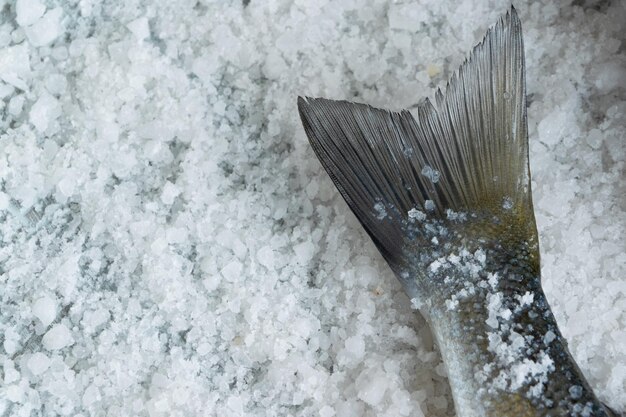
[{"left": 298, "top": 7, "right": 537, "bottom": 279}]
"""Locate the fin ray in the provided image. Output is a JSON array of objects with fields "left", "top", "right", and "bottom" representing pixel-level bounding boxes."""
[{"left": 298, "top": 7, "right": 534, "bottom": 268}]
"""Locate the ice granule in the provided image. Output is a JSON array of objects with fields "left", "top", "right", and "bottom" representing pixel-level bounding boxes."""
[{"left": 424, "top": 200, "right": 435, "bottom": 211}]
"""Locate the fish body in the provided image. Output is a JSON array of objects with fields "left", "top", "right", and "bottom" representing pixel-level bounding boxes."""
[{"left": 298, "top": 7, "right": 615, "bottom": 417}]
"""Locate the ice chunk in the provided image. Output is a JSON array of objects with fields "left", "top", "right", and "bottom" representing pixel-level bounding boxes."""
[
  {"left": 27, "top": 352, "right": 50, "bottom": 375},
  {"left": 42, "top": 323, "right": 74, "bottom": 350},
  {"left": 31, "top": 295, "right": 57, "bottom": 327},
  {"left": 16, "top": 0, "right": 46, "bottom": 27},
  {"left": 30, "top": 92, "right": 61, "bottom": 132},
  {"left": 24, "top": 8, "right": 64, "bottom": 47}
]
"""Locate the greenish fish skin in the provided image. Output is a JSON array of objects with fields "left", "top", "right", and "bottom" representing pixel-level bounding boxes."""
[{"left": 297, "top": 6, "right": 616, "bottom": 417}]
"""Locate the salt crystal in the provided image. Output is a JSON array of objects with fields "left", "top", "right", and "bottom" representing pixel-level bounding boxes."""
[
  {"left": 160, "top": 181, "right": 180, "bottom": 205},
  {"left": 294, "top": 240, "right": 315, "bottom": 264},
  {"left": 31, "top": 295, "right": 57, "bottom": 327},
  {"left": 319, "top": 405, "right": 335, "bottom": 417},
  {"left": 374, "top": 202, "right": 388, "bottom": 220},
  {"left": 27, "top": 352, "right": 50, "bottom": 375},
  {"left": 408, "top": 208, "right": 426, "bottom": 221},
  {"left": 357, "top": 372, "right": 388, "bottom": 406},
  {"left": 30, "top": 92, "right": 61, "bottom": 132},
  {"left": 344, "top": 335, "right": 365, "bottom": 358},
  {"left": 257, "top": 246, "right": 275, "bottom": 269},
  {"left": 424, "top": 200, "right": 435, "bottom": 211},
  {"left": 42, "top": 323, "right": 74, "bottom": 350},
  {"left": 82, "top": 384, "right": 101, "bottom": 406},
  {"left": 569, "top": 384, "right": 583, "bottom": 399},
  {"left": 16, "top": 0, "right": 46, "bottom": 27},
  {"left": 227, "top": 396, "right": 244, "bottom": 414},
  {"left": 0, "top": 44, "right": 31, "bottom": 90},
  {"left": 421, "top": 165, "right": 440, "bottom": 183},
  {"left": 543, "top": 330, "right": 556, "bottom": 345},
  {"left": 263, "top": 51, "right": 287, "bottom": 79},
  {"left": 24, "top": 8, "right": 64, "bottom": 47},
  {"left": 221, "top": 260, "right": 242, "bottom": 282},
  {"left": 127, "top": 17, "right": 150, "bottom": 41},
  {"left": 8, "top": 95, "right": 24, "bottom": 115}
]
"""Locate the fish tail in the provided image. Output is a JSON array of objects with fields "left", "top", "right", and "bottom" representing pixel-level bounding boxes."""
[{"left": 298, "top": 7, "right": 537, "bottom": 286}]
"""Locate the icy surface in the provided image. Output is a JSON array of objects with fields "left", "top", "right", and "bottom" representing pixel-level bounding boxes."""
[{"left": 0, "top": 1, "right": 624, "bottom": 416}]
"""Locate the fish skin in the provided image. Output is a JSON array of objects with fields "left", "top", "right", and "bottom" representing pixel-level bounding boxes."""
[{"left": 297, "top": 6, "right": 616, "bottom": 417}]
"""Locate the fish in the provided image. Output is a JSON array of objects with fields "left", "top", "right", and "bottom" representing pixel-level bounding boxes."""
[{"left": 297, "top": 6, "right": 618, "bottom": 417}]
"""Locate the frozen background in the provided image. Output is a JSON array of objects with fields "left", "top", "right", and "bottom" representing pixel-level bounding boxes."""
[{"left": 0, "top": 0, "right": 624, "bottom": 416}]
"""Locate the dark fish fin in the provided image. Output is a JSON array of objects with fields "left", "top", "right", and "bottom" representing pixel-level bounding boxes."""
[{"left": 298, "top": 7, "right": 535, "bottom": 270}]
